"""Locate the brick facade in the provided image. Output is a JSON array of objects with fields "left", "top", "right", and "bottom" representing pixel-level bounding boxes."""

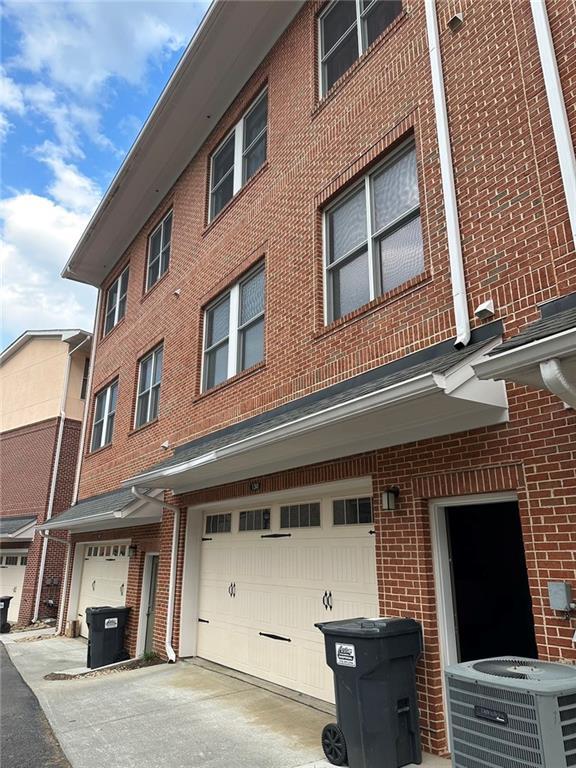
[
  {"left": 1, "top": 418, "right": 82, "bottom": 624},
  {"left": 63, "top": 0, "right": 575, "bottom": 756}
]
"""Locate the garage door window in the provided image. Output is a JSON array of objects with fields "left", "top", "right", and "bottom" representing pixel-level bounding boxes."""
[
  {"left": 280, "top": 503, "right": 321, "bottom": 528},
  {"left": 5, "top": 556, "right": 18, "bottom": 566},
  {"left": 239, "top": 509, "right": 271, "bottom": 531},
  {"left": 333, "top": 497, "right": 373, "bottom": 525},
  {"left": 206, "top": 514, "right": 232, "bottom": 534},
  {"left": 20, "top": 556, "right": 27, "bottom": 565}
]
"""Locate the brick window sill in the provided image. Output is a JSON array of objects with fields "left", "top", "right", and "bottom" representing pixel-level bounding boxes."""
[
  {"left": 203, "top": 163, "right": 269, "bottom": 237},
  {"left": 193, "top": 361, "right": 266, "bottom": 403},
  {"left": 128, "top": 417, "right": 159, "bottom": 437},
  {"left": 141, "top": 269, "right": 171, "bottom": 304},
  {"left": 98, "top": 316, "right": 126, "bottom": 348}
]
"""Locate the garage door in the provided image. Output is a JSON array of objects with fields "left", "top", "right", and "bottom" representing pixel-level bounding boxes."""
[
  {"left": 0, "top": 551, "right": 28, "bottom": 623},
  {"left": 77, "top": 543, "right": 130, "bottom": 637},
  {"left": 197, "top": 495, "right": 378, "bottom": 702}
]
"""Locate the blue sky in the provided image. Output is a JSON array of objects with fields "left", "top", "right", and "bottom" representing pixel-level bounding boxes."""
[{"left": 0, "top": 0, "right": 209, "bottom": 349}]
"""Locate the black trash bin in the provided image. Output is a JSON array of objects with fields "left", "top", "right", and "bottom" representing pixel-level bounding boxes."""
[
  {"left": 316, "top": 617, "right": 423, "bottom": 768},
  {"left": 0, "top": 596, "right": 13, "bottom": 633},
  {"left": 85, "top": 606, "right": 130, "bottom": 669}
]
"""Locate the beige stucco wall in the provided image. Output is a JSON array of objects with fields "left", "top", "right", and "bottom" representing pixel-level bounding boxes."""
[{"left": 0, "top": 337, "right": 89, "bottom": 432}]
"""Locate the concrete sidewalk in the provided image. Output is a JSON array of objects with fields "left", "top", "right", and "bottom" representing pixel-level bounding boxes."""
[{"left": 6, "top": 637, "right": 448, "bottom": 768}]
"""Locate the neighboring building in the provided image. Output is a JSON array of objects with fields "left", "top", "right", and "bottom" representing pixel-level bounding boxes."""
[
  {"left": 43, "top": 0, "right": 575, "bottom": 756},
  {"left": 0, "top": 329, "right": 91, "bottom": 625}
]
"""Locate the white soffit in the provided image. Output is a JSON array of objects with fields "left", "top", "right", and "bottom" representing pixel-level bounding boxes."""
[{"left": 62, "top": 1, "right": 304, "bottom": 288}]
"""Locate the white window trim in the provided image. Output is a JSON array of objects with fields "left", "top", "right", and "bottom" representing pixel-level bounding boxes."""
[
  {"left": 318, "top": 0, "right": 401, "bottom": 97},
  {"left": 91, "top": 380, "right": 118, "bottom": 451},
  {"left": 209, "top": 88, "right": 268, "bottom": 222},
  {"left": 104, "top": 266, "right": 129, "bottom": 335},
  {"left": 201, "top": 264, "right": 265, "bottom": 391},
  {"left": 146, "top": 211, "right": 172, "bottom": 291},
  {"left": 322, "top": 138, "right": 420, "bottom": 324},
  {"left": 135, "top": 346, "right": 163, "bottom": 428}
]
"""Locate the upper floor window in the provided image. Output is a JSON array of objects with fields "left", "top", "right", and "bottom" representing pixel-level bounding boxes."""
[
  {"left": 104, "top": 266, "right": 129, "bottom": 335},
  {"left": 91, "top": 379, "right": 118, "bottom": 451},
  {"left": 146, "top": 211, "right": 172, "bottom": 291},
  {"left": 209, "top": 90, "right": 268, "bottom": 221},
  {"left": 324, "top": 140, "right": 422, "bottom": 322},
  {"left": 319, "top": 0, "right": 402, "bottom": 95},
  {"left": 203, "top": 264, "right": 265, "bottom": 391},
  {"left": 80, "top": 357, "right": 90, "bottom": 400},
  {"left": 135, "top": 345, "right": 163, "bottom": 428}
]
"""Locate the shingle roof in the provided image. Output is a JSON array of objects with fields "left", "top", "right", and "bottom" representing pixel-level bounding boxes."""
[
  {"left": 136, "top": 322, "right": 502, "bottom": 478},
  {"left": 49, "top": 487, "right": 139, "bottom": 526},
  {"left": 0, "top": 516, "right": 36, "bottom": 535},
  {"left": 489, "top": 306, "right": 576, "bottom": 356}
]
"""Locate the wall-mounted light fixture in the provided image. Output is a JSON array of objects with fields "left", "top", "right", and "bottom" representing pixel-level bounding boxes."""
[
  {"left": 250, "top": 481, "right": 261, "bottom": 492},
  {"left": 447, "top": 12, "right": 464, "bottom": 32},
  {"left": 128, "top": 545, "right": 137, "bottom": 558},
  {"left": 382, "top": 487, "right": 400, "bottom": 511}
]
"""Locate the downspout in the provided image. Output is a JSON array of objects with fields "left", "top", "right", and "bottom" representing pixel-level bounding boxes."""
[
  {"left": 33, "top": 335, "right": 90, "bottom": 622},
  {"left": 425, "top": 0, "right": 471, "bottom": 349},
  {"left": 72, "top": 288, "right": 102, "bottom": 504},
  {"left": 530, "top": 0, "right": 576, "bottom": 246},
  {"left": 540, "top": 358, "right": 576, "bottom": 409},
  {"left": 131, "top": 487, "right": 179, "bottom": 662}
]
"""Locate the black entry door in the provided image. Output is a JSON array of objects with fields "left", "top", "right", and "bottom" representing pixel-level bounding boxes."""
[{"left": 446, "top": 501, "right": 537, "bottom": 662}]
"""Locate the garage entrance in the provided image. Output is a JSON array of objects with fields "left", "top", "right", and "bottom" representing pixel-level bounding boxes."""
[
  {"left": 194, "top": 489, "right": 378, "bottom": 703},
  {"left": 76, "top": 543, "right": 130, "bottom": 637},
  {"left": 0, "top": 551, "right": 28, "bottom": 622}
]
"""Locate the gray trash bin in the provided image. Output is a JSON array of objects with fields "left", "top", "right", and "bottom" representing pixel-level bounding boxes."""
[{"left": 316, "top": 617, "right": 423, "bottom": 768}]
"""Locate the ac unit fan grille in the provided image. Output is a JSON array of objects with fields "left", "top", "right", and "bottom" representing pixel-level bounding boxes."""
[
  {"left": 559, "top": 694, "right": 576, "bottom": 766},
  {"left": 448, "top": 677, "right": 542, "bottom": 768}
]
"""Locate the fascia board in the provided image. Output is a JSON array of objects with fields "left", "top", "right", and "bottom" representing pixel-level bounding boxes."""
[
  {"left": 474, "top": 327, "right": 576, "bottom": 380},
  {"left": 125, "top": 372, "right": 440, "bottom": 486}
]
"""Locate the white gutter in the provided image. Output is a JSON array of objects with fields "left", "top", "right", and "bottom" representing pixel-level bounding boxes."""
[
  {"left": 530, "top": 0, "right": 576, "bottom": 246},
  {"left": 33, "top": 335, "right": 90, "bottom": 622},
  {"left": 425, "top": 0, "right": 470, "bottom": 348},
  {"left": 72, "top": 288, "right": 102, "bottom": 504},
  {"left": 540, "top": 359, "right": 576, "bottom": 409},
  {"left": 131, "top": 487, "right": 179, "bottom": 662}
]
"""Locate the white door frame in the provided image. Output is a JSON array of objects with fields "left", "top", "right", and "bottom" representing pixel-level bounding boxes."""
[
  {"left": 429, "top": 491, "right": 518, "bottom": 726},
  {"left": 136, "top": 551, "right": 159, "bottom": 657}
]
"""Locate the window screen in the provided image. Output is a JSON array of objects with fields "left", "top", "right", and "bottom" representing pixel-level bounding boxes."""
[
  {"left": 205, "top": 513, "right": 232, "bottom": 534},
  {"left": 333, "top": 497, "right": 373, "bottom": 525},
  {"left": 280, "top": 503, "right": 321, "bottom": 529},
  {"left": 238, "top": 509, "right": 271, "bottom": 531}
]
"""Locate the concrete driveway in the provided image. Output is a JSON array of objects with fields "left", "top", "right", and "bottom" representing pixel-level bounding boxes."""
[{"left": 5, "top": 636, "right": 447, "bottom": 768}]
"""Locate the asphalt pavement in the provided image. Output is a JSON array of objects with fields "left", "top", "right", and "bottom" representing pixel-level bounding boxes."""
[{"left": 0, "top": 642, "right": 70, "bottom": 767}]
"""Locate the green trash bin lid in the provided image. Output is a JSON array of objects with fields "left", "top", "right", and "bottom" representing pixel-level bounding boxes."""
[{"left": 315, "top": 616, "right": 421, "bottom": 637}]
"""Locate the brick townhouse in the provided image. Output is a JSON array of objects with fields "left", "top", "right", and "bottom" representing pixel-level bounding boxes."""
[
  {"left": 42, "top": 0, "right": 575, "bottom": 756},
  {"left": 0, "top": 329, "right": 91, "bottom": 625}
]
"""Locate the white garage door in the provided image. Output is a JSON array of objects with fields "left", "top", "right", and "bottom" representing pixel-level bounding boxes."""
[
  {"left": 0, "top": 551, "right": 28, "bottom": 623},
  {"left": 197, "top": 495, "right": 378, "bottom": 702},
  {"left": 77, "top": 543, "right": 130, "bottom": 637}
]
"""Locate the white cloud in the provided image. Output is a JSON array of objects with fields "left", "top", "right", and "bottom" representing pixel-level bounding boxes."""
[
  {"left": 0, "top": 68, "right": 25, "bottom": 114},
  {"left": 5, "top": 2, "right": 207, "bottom": 96},
  {"left": 0, "top": 192, "right": 97, "bottom": 341}
]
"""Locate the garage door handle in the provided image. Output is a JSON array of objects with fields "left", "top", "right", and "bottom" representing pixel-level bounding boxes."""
[
  {"left": 261, "top": 533, "right": 291, "bottom": 538},
  {"left": 120, "top": 583, "right": 125, "bottom": 596},
  {"left": 259, "top": 632, "right": 291, "bottom": 643},
  {"left": 92, "top": 580, "right": 96, "bottom": 590},
  {"left": 369, "top": 529, "right": 375, "bottom": 535}
]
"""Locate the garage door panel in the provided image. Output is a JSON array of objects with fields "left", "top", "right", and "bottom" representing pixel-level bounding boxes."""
[
  {"left": 197, "top": 498, "right": 377, "bottom": 703},
  {"left": 0, "top": 553, "right": 28, "bottom": 623},
  {"left": 77, "top": 545, "right": 129, "bottom": 638}
]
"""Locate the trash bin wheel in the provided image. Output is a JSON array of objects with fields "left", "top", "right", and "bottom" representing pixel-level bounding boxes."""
[{"left": 321, "top": 722, "right": 347, "bottom": 766}]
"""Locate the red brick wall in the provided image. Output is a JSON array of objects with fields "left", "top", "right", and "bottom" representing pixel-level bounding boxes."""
[
  {"left": 0, "top": 418, "right": 83, "bottom": 625},
  {"left": 67, "top": 0, "right": 576, "bottom": 756}
]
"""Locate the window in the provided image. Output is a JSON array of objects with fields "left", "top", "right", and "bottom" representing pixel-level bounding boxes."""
[
  {"left": 146, "top": 211, "right": 172, "bottom": 291},
  {"left": 91, "top": 379, "right": 118, "bottom": 451},
  {"left": 239, "top": 509, "right": 271, "bottom": 532},
  {"left": 333, "top": 497, "right": 373, "bottom": 525},
  {"left": 324, "top": 141, "right": 422, "bottom": 322},
  {"left": 280, "top": 503, "right": 321, "bottom": 529},
  {"left": 319, "top": 0, "right": 402, "bottom": 95},
  {"left": 104, "top": 267, "right": 129, "bottom": 334},
  {"left": 135, "top": 345, "right": 163, "bottom": 428},
  {"left": 80, "top": 357, "right": 90, "bottom": 400},
  {"left": 209, "top": 90, "right": 268, "bottom": 220},
  {"left": 205, "top": 513, "right": 232, "bottom": 534},
  {"left": 5, "top": 556, "right": 18, "bottom": 566},
  {"left": 203, "top": 264, "right": 265, "bottom": 390},
  {"left": 20, "top": 556, "right": 27, "bottom": 566}
]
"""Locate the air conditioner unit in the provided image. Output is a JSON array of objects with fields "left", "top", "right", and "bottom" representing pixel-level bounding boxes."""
[{"left": 445, "top": 657, "right": 576, "bottom": 768}]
